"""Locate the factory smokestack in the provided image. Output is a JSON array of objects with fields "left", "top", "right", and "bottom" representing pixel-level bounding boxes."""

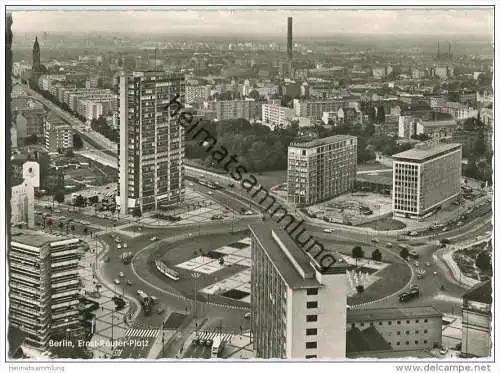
[{"left": 287, "top": 17, "right": 293, "bottom": 60}]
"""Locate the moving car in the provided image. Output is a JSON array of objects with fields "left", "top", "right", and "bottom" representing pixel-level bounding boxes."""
[
  {"left": 323, "top": 228, "right": 334, "bottom": 233},
  {"left": 207, "top": 191, "right": 214, "bottom": 195},
  {"left": 119, "top": 272, "right": 124, "bottom": 278},
  {"left": 150, "top": 236, "right": 158, "bottom": 242},
  {"left": 114, "top": 279, "right": 120, "bottom": 285},
  {"left": 117, "top": 244, "right": 122, "bottom": 250},
  {"left": 409, "top": 249, "right": 420, "bottom": 259},
  {"left": 371, "top": 238, "right": 380, "bottom": 243},
  {"left": 244, "top": 312, "right": 251, "bottom": 319},
  {"left": 127, "top": 280, "right": 133, "bottom": 286},
  {"left": 386, "top": 242, "right": 393, "bottom": 248},
  {"left": 440, "top": 347, "right": 449, "bottom": 355},
  {"left": 123, "top": 243, "right": 128, "bottom": 248}
]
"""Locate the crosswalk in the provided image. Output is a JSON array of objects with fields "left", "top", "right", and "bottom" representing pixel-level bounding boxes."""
[
  {"left": 125, "top": 328, "right": 161, "bottom": 338},
  {"left": 196, "top": 331, "right": 233, "bottom": 344}
]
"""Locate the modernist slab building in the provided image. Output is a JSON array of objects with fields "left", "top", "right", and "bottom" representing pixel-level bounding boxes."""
[
  {"left": 392, "top": 141, "right": 462, "bottom": 220},
  {"left": 249, "top": 223, "right": 347, "bottom": 359},
  {"left": 118, "top": 71, "right": 185, "bottom": 214},
  {"left": 9, "top": 230, "right": 84, "bottom": 352},
  {"left": 287, "top": 135, "right": 357, "bottom": 207}
]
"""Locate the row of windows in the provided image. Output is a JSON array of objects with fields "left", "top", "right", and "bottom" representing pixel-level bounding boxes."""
[
  {"left": 352, "top": 319, "right": 430, "bottom": 327},
  {"left": 394, "top": 340, "right": 429, "bottom": 346}
]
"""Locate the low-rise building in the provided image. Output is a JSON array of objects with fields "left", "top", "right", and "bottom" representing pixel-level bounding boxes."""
[
  {"left": 346, "top": 306, "right": 443, "bottom": 357},
  {"left": 416, "top": 120, "right": 457, "bottom": 139},
  {"left": 461, "top": 279, "right": 492, "bottom": 358},
  {"left": 11, "top": 176, "right": 35, "bottom": 228}
]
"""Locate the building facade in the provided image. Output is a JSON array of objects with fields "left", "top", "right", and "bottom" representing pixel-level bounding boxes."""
[
  {"left": 45, "top": 113, "right": 73, "bottom": 153},
  {"left": 9, "top": 231, "right": 83, "bottom": 351},
  {"left": 118, "top": 71, "right": 185, "bottom": 214},
  {"left": 11, "top": 177, "right": 35, "bottom": 228},
  {"left": 392, "top": 141, "right": 462, "bottom": 220},
  {"left": 250, "top": 224, "right": 347, "bottom": 359},
  {"left": 205, "top": 99, "right": 258, "bottom": 121},
  {"left": 287, "top": 135, "right": 357, "bottom": 207},
  {"left": 186, "top": 85, "right": 211, "bottom": 105},
  {"left": 461, "top": 280, "right": 492, "bottom": 357},
  {"left": 293, "top": 99, "right": 343, "bottom": 123},
  {"left": 415, "top": 120, "right": 457, "bottom": 139}
]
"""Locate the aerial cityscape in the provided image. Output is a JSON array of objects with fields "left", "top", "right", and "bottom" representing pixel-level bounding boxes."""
[{"left": 3, "top": 6, "right": 494, "bottom": 365}]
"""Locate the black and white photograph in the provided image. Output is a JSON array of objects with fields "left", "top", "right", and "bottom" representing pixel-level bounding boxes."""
[{"left": 1, "top": 2, "right": 496, "bottom": 372}]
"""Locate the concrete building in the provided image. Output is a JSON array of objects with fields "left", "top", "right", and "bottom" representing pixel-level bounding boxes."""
[
  {"left": 434, "top": 102, "right": 477, "bottom": 121},
  {"left": 392, "top": 141, "right": 462, "bottom": 220},
  {"left": 118, "top": 71, "right": 185, "bottom": 214},
  {"left": 262, "top": 103, "right": 294, "bottom": 130},
  {"left": 287, "top": 135, "right": 357, "bottom": 207},
  {"left": 9, "top": 230, "right": 83, "bottom": 351},
  {"left": 461, "top": 279, "right": 492, "bottom": 357},
  {"left": 249, "top": 224, "right": 347, "bottom": 359},
  {"left": 22, "top": 161, "right": 41, "bottom": 189},
  {"left": 346, "top": 306, "right": 443, "bottom": 357},
  {"left": 45, "top": 113, "right": 73, "bottom": 153}
]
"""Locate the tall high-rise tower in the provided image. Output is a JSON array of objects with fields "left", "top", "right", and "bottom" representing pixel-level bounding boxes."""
[
  {"left": 32, "top": 36, "right": 40, "bottom": 73},
  {"left": 118, "top": 71, "right": 186, "bottom": 214},
  {"left": 287, "top": 17, "right": 293, "bottom": 61}
]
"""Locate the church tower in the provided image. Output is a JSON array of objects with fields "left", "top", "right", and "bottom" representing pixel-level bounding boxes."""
[{"left": 32, "top": 36, "right": 41, "bottom": 73}]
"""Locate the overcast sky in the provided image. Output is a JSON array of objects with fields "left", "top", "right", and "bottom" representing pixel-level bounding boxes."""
[{"left": 10, "top": 8, "right": 493, "bottom": 37}]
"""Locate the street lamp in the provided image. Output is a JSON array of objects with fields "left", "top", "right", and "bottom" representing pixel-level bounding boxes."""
[{"left": 191, "top": 272, "right": 201, "bottom": 335}]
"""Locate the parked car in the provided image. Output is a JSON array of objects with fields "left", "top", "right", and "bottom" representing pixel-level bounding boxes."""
[
  {"left": 244, "top": 312, "right": 251, "bottom": 319},
  {"left": 207, "top": 191, "right": 214, "bottom": 195},
  {"left": 323, "top": 228, "right": 334, "bottom": 233},
  {"left": 440, "top": 347, "right": 449, "bottom": 355},
  {"left": 114, "top": 279, "right": 120, "bottom": 285},
  {"left": 386, "top": 242, "right": 393, "bottom": 248},
  {"left": 123, "top": 243, "right": 128, "bottom": 248},
  {"left": 127, "top": 280, "right": 133, "bottom": 286},
  {"left": 371, "top": 238, "right": 380, "bottom": 243},
  {"left": 150, "top": 236, "right": 158, "bottom": 242},
  {"left": 409, "top": 249, "right": 420, "bottom": 259},
  {"left": 117, "top": 244, "right": 122, "bottom": 250},
  {"left": 119, "top": 272, "right": 124, "bottom": 278}
]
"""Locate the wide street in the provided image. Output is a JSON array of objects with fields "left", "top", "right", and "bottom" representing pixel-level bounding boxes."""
[{"left": 23, "top": 85, "right": 492, "bottom": 358}]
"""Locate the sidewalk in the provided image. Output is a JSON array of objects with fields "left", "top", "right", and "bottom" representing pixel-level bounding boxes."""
[{"left": 77, "top": 234, "right": 142, "bottom": 358}]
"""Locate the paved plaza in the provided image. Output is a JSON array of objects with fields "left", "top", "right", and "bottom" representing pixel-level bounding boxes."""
[{"left": 175, "top": 237, "right": 253, "bottom": 303}]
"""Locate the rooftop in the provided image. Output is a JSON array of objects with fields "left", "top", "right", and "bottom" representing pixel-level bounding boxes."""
[
  {"left": 249, "top": 224, "right": 346, "bottom": 289},
  {"left": 11, "top": 229, "right": 73, "bottom": 248},
  {"left": 393, "top": 142, "right": 461, "bottom": 161},
  {"left": 463, "top": 279, "right": 492, "bottom": 304},
  {"left": 289, "top": 135, "right": 357, "bottom": 149},
  {"left": 347, "top": 306, "right": 442, "bottom": 322},
  {"left": 356, "top": 171, "right": 393, "bottom": 186}
]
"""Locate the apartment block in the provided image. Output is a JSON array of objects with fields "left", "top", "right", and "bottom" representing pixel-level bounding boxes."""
[
  {"left": 118, "top": 71, "right": 185, "bottom": 214},
  {"left": 415, "top": 120, "right": 457, "bottom": 139},
  {"left": 287, "top": 135, "right": 357, "bottom": 207},
  {"left": 45, "top": 112, "right": 73, "bottom": 153},
  {"left": 392, "top": 141, "right": 462, "bottom": 220},
  {"left": 9, "top": 230, "right": 84, "bottom": 351},
  {"left": 250, "top": 224, "right": 347, "bottom": 359},
  {"left": 262, "top": 103, "right": 294, "bottom": 130},
  {"left": 293, "top": 99, "right": 343, "bottom": 123},
  {"left": 205, "top": 99, "right": 258, "bottom": 121}
]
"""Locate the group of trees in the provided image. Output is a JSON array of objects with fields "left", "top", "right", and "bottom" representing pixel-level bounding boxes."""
[
  {"left": 351, "top": 246, "right": 383, "bottom": 263},
  {"left": 367, "top": 106, "right": 386, "bottom": 124},
  {"left": 91, "top": 116, "right": 119, "bottom": 143},
  {"left": 463, "top": 116, "right": 493, "bottom": 185}
]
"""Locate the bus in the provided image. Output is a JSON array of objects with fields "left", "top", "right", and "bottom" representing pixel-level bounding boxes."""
[
  {"left": 211, "top": 336, "right": 225, "bottom": 358},
  {"left": 137, "top": 290, "right": 152, "bottom": 313},
  {"left": 198, "top": 179, "right": 219, "bottom": 190},
  {"left": 155, "top": 257, "right": 180, "bottom": 281}
]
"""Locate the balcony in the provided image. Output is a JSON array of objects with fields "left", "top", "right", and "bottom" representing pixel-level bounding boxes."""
[{"left": 10, "top": 272, "right": 40, "bottom": 285}]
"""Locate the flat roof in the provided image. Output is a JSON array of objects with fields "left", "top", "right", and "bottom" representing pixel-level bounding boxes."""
[
  {"left": 463, "top": 279, "right": 492, "bottom": 304},
  {"left": 249, "top": 224, "right": 321, "bottom": 289},
  {"left": 393, "top": 143, "right": 461, "bottom": 161},
  {"left": 11, "top": 229, "right": 72, "bottom": 248},
  {"left": 347, "top": 306, "right": 442, "bottom": 322},
  {"left": 290, "top": 135, "right": 356, "bottom": 149}
]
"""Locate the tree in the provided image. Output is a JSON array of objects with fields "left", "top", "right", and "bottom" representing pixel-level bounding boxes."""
[
  {"left": 364, "top": 122, "right": 375, "bottom": 137},
  {"left": 58, "top": 222, "right": 64, "bottom": 230},
  {"left": 352, "top": 246, "right": 364, "bottom": 259},
  {"left": 132, "top": 206, "right": 142, "bottom": 218},
  {"left": 473, "top": 132, "right": 487, "bottom": 156},
  {"left": 47, "top": 219, "right": 53, "bottom": 230},
  {"left": 54, "top": 189, "right": 65, "bottom": 204},
  {"left": 83, "top": 227, "right": 89, "bottom": 235},
  {"left": 356, "top": 285, "right": 365, "bottom": 293},
  {"left": 377, "top": 106, "right": 386, "bottom": 123},
  {"left": 73, "top": 133, "right": 84, "bottom": 149},
  {"left": 371, "top": 249, "right": 382, "bottom": 262},
  {"left": 74, "top": 195, "right": 86, "bottom": 208},
  {"left": 475, "top": 252, "right": 492, "bottom": 273},
  {"left": 400, "top": 247, "right": 409, "bottom": 261}
]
